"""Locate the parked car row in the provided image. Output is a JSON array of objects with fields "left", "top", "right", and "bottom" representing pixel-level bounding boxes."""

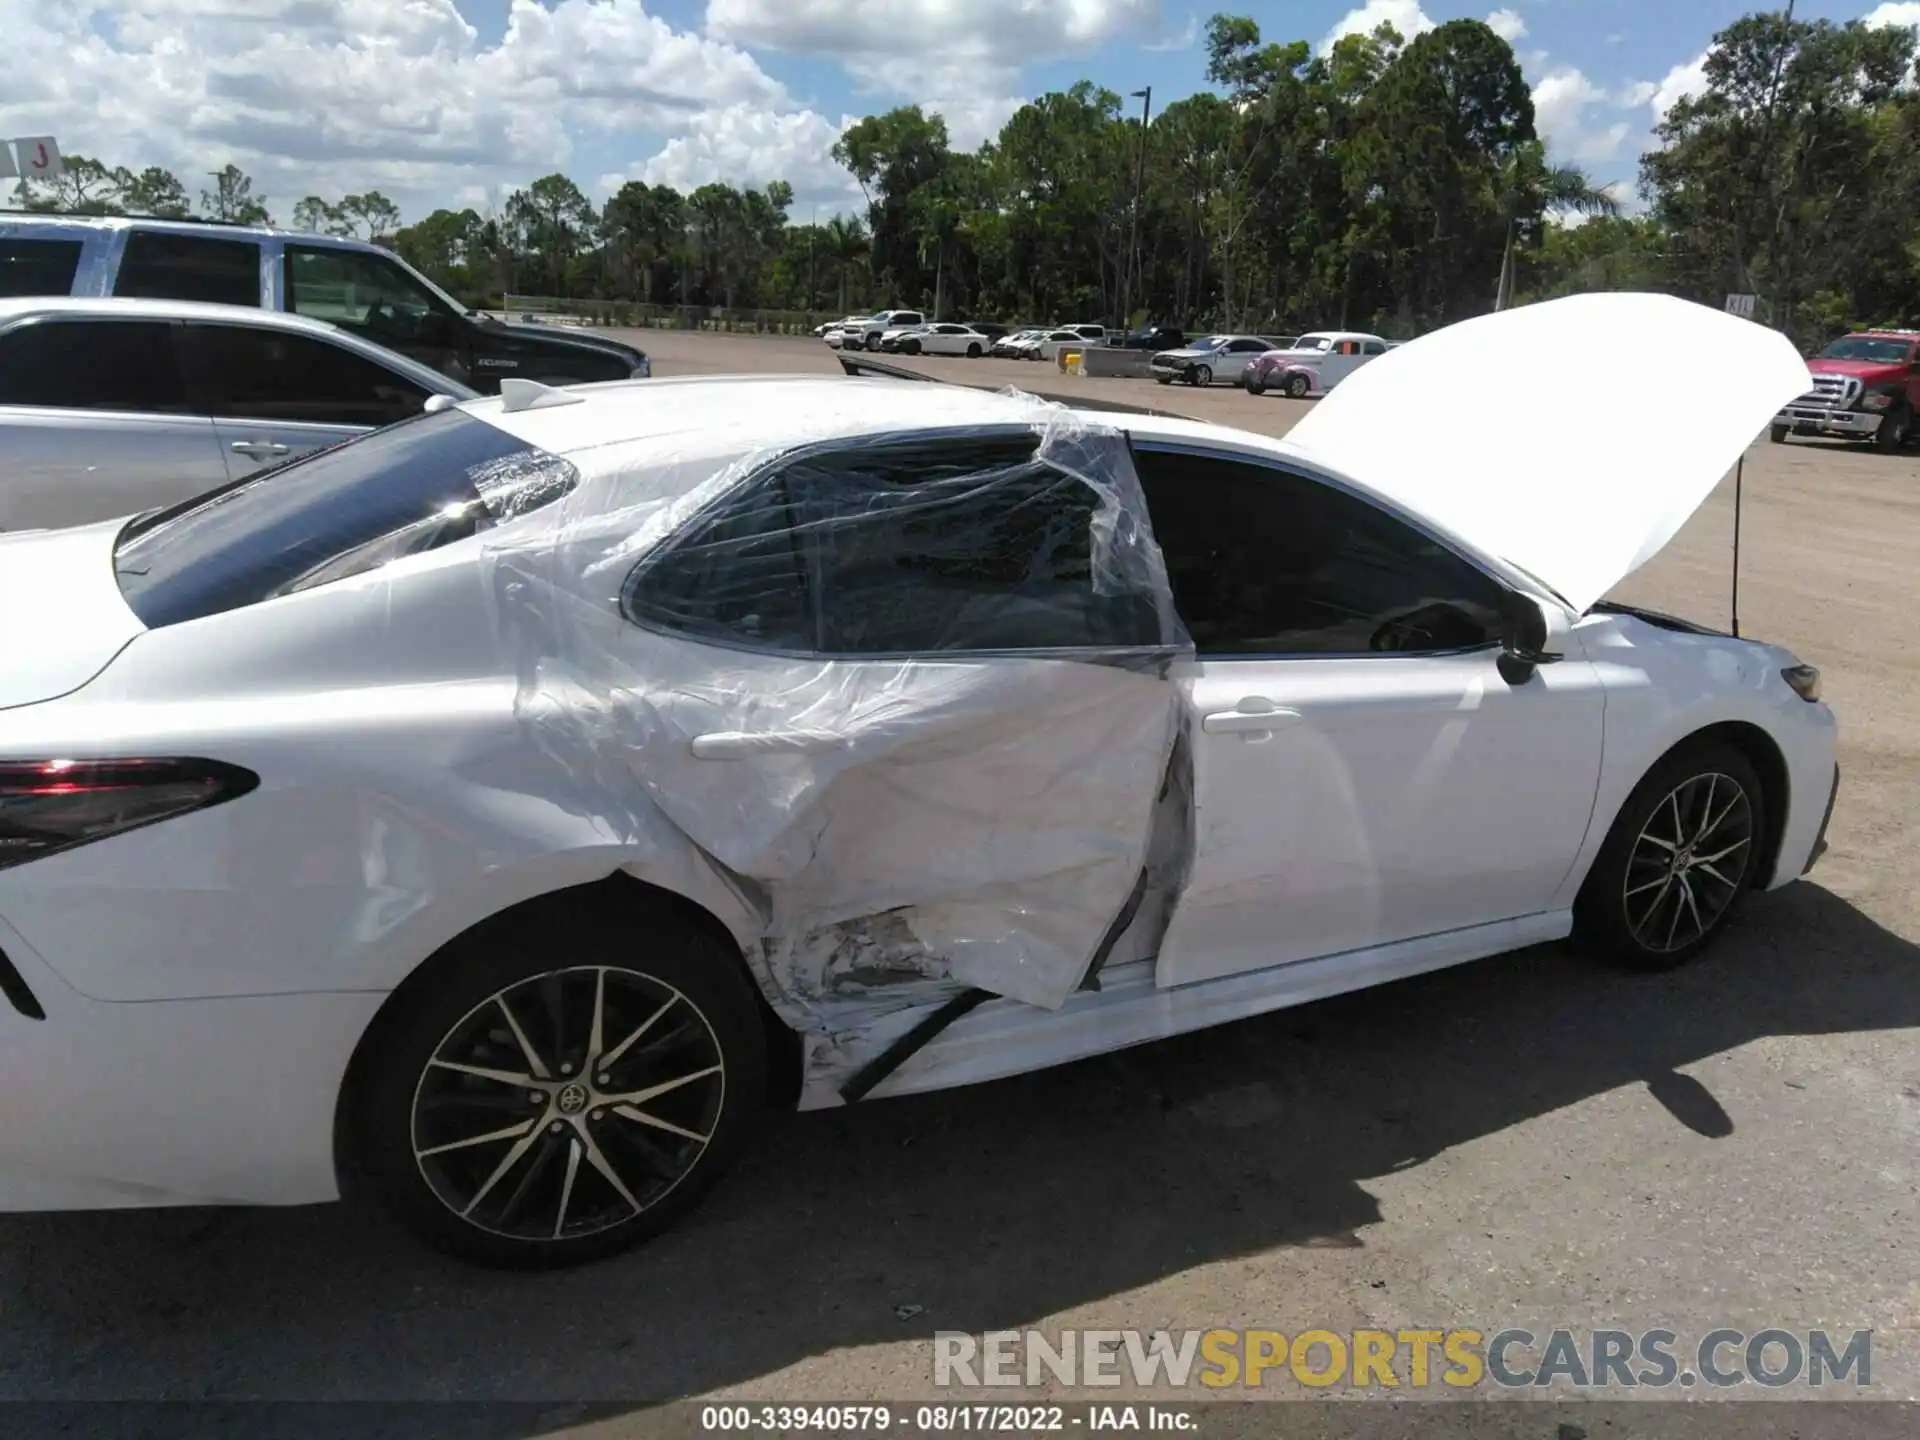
[{"left": 815, "top": 312, "right": 1401, "bottom": 402}]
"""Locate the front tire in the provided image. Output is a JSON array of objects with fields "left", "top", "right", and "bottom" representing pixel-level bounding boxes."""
[
  {"left": 1572, "top": 741, "right": 1767, "bottom": 972},
  {"left": 1284, "top": 373, "right": 1311, "bottom": 398},
  {"left": 966, "top": 343, "right": 981, "bottom": 358},
  {"left": 1190, "top": 365, "right": 1212, "bottom": 387},
  {"left": 1769, "top": 424, "right": 1790, "bottom": 444},
  {"left": 355, "top": 897, "right": 768, "bottom": 1268},
  {"left": 1874, "top": 403, "right": 1911, "bottom": 453},
  {"left": 1246, "top": 375, "right": 1266, "bottom": 395},
  {"left": 903, "top": 339, "right": 921, "bottom": 355},
  {"left": 864, "top": 332, "right": 882, "bottom": 352}
]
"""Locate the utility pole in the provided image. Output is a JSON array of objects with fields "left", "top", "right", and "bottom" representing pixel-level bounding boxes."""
[{"left": 1121, "top": 86, "right": 1152, "bottom": 331}]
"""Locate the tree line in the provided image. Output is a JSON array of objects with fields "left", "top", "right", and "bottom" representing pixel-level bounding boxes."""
[{"left": 10, "top": 9, "right": 1916, "bottom": 347}]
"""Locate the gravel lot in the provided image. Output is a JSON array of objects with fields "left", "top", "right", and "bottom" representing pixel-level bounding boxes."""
[{"left": 4, "top": 329, "right": 1916, "bottom": 1428}]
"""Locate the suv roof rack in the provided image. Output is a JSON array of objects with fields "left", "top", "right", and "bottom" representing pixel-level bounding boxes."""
[
  {"left": 836, "top": 352, "right": 1195, "bottom": 420},
  {"left": 0, "top": 207, "right": 276, "bottom": 232}
]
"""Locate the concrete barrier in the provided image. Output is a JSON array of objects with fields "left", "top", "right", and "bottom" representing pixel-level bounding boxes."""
[{"left": 1080, "top": 347, "right": 1155, "bottom": 379}]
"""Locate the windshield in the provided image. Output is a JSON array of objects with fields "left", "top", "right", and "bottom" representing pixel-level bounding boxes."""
[
  {"left": 1196, "top": 335, "right": 1232, "bottom": 349},
  {"left": 1819, "top": 336, "right": 1913, "bottom": 364},
  {"left": 114, "top": 408, "right": 578, "bottom": 629},
  {"left": 1294, "top": 335, "right": 1334, "bottom": 351}
]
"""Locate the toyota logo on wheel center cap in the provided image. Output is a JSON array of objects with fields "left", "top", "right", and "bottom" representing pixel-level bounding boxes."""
[{"left": 557, "top": 1082, "right": 589, "bottom": 1114}]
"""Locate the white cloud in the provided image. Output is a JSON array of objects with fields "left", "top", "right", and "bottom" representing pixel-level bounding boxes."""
[
  {"left": 608, "top": 104, "right": 864, "bottom": 210},
  {"left": 1649, "top": 50, "right": 1711, "bottom": 123},
  {"left": 1863, "top": 3, "right": 1920, "bottom": 31},
  {"left": 1319, "top": 0, "right": 1435, "bottom": 55},
  {"left": 1485, "top": 8, "right": 1526, "bottom": 43},
  {"left": 0, "top": 0, "right": 834, "bottom": 218},
  {"left": 1531, "top": 68, "right": 1632, "bottom": 164},
  {"left": 705, "top": 0, "right": 1160, "bottom": 147}
]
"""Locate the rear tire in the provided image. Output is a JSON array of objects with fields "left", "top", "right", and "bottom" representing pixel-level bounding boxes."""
[
  {"left": 355, "top": 896, "right": 768, "bottom": 1269},
  {"left": 1572, "top": 741, "right": 1767, "bottom": 972},
  {"left": 1769, "top": 424, "right": 1790, "bottom": 444}
]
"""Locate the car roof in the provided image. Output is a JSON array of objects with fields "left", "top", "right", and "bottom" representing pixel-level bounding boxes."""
[
  {"left": 0, "top": 209, "right": 379, "bottom": 250},
  {"left": 0, "top": 294, "right": 352, "bottom": 338},
  {"left": 469, "top": 374, "right": 1065, "bottom": 461}
]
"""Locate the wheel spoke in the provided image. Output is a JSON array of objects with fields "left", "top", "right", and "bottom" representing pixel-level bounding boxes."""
[
  {"left": 1693, "top": 838, "right": 1750, "bottom": 867},
  {"left": 1675, "top": 875, "right": 1704, "bottom": 945},
  {"left": 1692, "top": 859, "right": 1740, "bottom": 889},
  {"left": 580, "top": 1132, "right": 644, "bottom": 1216},
  {"left": 602, "top": 1063, "right": 723, "bottom": 1108},
  {"left": 612, "top": 1103, "right": 712, "bottom": 1144},
  {"left": 496, "top": 996, "right": 552, "bottom": 1080},
  {"left": 462, "top": 1127, "right": 545, "bottom": 1216},
  {"left": 554, "top": 1136, "right": 584, "bottom": 1239},
  {"left": 1700, "top": 786, "right": 1745, "bottom": 844},
  {"left": 417, "top": 1117, "right": 537, "bottom": 1159},
  {"left": 430, "top": 1059, "right": 537, "bottom": 1088},
  {"left": 588, "top": 967, "right": 607, "bottom": 1062},
  {"left": 599, "top": 996, "right": 677, "bottom": 1071},
  {"left": 1626, "top": 874, "right": 1671, "bottom": 898},
  {"left": 1631, "top": 874, "right": 1677, "bottom": 938},
  {"left": 1691, "top": 776, "right": 1717, "bottom": 846}
]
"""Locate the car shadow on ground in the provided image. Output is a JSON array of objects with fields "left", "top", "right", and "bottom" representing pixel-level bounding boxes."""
[{"left": 2, "top": 882, "right": 1916, "bottom": 1429}]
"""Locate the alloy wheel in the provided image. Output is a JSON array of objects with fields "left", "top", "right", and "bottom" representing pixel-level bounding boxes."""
[
  {"left": 410, "top": 965, "right": 726, "bottom": 1243},
  {"left": 1623, "top": 772, "right": 1754, "bottom": 954}
]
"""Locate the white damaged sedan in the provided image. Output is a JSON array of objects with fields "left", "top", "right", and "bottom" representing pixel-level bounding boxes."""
[{"left": 0, "top": 294, "right": 1836, "bottom": 1267}]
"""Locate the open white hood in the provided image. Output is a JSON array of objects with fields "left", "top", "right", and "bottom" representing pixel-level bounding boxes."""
[{"left": 1283, "top": 293, "right": 1812, "bottom": 613}]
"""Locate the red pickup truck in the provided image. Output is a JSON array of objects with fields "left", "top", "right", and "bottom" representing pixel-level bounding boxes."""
[{"left": 1771, "top": 330, "right": 1920, "bottom": 452}]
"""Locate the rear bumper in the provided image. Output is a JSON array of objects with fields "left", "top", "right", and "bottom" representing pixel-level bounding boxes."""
[
  {"left": 0, "top": 919, "right": 381, "bottom": 1210},
  {"left": 1774, "top": 405, "right": 1881, "bottom": 437}
]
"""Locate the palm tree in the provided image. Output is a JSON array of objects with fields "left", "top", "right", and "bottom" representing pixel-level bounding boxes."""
[
  {"left": 1495, "top": 148, "right": 1620, "bottom": 309},
  {"left": 824, "top": 214, "right": 870, "bottom": 313}
]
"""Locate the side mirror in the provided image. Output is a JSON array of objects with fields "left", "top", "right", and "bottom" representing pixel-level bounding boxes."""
[{"left": 1497, "top": 591, "right": 1566, "bottom": 686}]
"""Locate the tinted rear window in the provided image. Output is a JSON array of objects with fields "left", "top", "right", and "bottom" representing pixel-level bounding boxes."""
[
  {"left": 0, "top": 238, "right": 82, "bottom": 297},
  {"left": 114, "top": 408, "right": 578, "bottom": 628},
  {"left": 114, "top": 232, "right": 261, "bottom": 307}
]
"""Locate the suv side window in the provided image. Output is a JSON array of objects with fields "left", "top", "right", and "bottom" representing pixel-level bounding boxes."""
[
  {"left": 114, "top": 232, "right": 262, "bottom": 307},
  {"left": 284, "top": 244, "right": 458, "bottom": 349},
  {"left": 1130, "top": 447, "right": 1506, "bottom": 656},
  {"left": 186, "top": 323, "right": 431, "bottom": 427},
  {"left": 0, "top": 238, "right": 84, "bottom": 297},
  {"left": 0, "top": 318, "right": 186, "bottom": 413},
  {"left": 625, "top": 432, "right": 1166, "bottom": 655}
]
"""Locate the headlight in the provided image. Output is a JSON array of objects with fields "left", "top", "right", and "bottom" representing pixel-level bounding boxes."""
[
  {"left": 1781, "top": 664, "right": 1821, "bottom": 702},
  {"left": 1863, "top": 392, "right": 1893, "bottom": 411}
]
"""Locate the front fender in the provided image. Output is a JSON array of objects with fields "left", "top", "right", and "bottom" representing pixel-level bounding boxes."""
[{"left": 1553, "top": 613, "right": 1838, "bottom": 905}]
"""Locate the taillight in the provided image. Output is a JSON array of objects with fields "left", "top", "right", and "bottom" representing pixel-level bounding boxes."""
[{"left": 0, "top": 758, "right": 258, "bottom": 871}]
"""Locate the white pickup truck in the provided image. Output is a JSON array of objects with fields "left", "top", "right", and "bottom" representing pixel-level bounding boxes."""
[{"left": 833, "top": 309, "right": 926, "bottom": 352}]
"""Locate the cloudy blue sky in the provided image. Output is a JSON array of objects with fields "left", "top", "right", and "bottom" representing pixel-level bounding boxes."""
[{"left": 4, "top": 1, "right": 1918, "bottom": 223}]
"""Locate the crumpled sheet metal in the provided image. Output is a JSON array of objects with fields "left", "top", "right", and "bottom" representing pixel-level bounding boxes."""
[{"left": 482, "top": 391, "right": 1192, "bottom": 1023}]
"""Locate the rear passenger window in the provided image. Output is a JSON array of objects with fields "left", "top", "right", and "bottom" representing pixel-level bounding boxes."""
[
  {"left": 0, "top": 239, "right": 83, "bottom": 297},
  {"left": 0, "top": 319, "right": 185, "bottom": 412},
  {"left": 624, "top": 432, "right": 1167, "bottom": 655},
  {"left": 187, "top": 323, "right": 430, "bottom": 427},
  {"left": 114, "top": 232, "right": 261, "bottom": 307}
]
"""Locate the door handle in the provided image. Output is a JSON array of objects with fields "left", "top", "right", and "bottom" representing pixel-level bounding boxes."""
[
  {"left": 230, "top": 440, "right": 291, "bottom": 459},
  {"left": 690, "top": 729, "right": 845, "bottom": 760},
  {"left": 1200, "top": 699, "right": 1303, "bottom": 735}
]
